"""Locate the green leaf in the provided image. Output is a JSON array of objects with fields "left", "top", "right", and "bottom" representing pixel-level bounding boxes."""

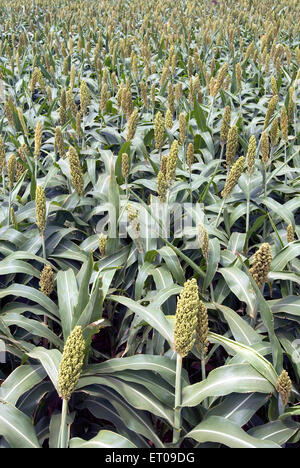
[
  {"left": 109, "top": 295, "right": 174, "bottom": 347},
  {"left": 57, "top": 269, "right": 79, "bottom": 340},
  {"left": 186, "top": 416, "right": 280, "bottom": 448},
  {"left": 0, "top": 365, "right": 46, "bottom": 405},
  {"left": 0, "top": 259, "right": 41, "bottom": 278},
  {"left": 208, "top": 332, "right": 278, "bottom": 387},
  {"left": 77, "top": 375, "right": 174, "bottom": 426},
  {"left": 271, "top": 242, "right": 300, "bottom": 271},
  {"left": 0, "top": 284, "right": 59, "bottom": 318},
  {"left": 219, "top": 266, "right": 256, "bottom": 318},
  {"left": 2, "top": 313, "right": 63, "bottom": 349},
  {"left": 27, "top": 347, "right": 62, "bottom": 392},
  {"left": 69, "top": 430, "right": 136, "bottom": 448},
  {"left": 213, "top": 303, "right": 262, "bottom": 345},
  {"left": 0, "top": 401, "right": 41, "bottom": 448},
  {"left": 74, "top": 254, "right": 94, "bottom": 319},
  {"left": 248, "top": 420, "right": 299, "bottom": 445},
  {"left": 182, "top": 363, "right": 273, "bottom": 407},
  {"left": 84, "top": 355, "right": 178, "bottom": 386},
  {"left": 82, "top": 387, "right": 164, "bottom": 448},
  {"left": 204, "top": 238, "right": 220, "bottom": 289},
  {"left": 75, "top": 275, "right": 103, "bottom": 329},
  {"left": 207, "top": 393, "right": 269, "bottom": 427}
]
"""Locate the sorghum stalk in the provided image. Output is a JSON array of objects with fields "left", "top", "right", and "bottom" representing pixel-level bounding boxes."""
[
  {"left": 7, "top": 154, "right": 16, "bottom": 226},
  {"left": 246, "top": 136, "right": 257, "bottom": 250},
  {"left": 261, "top": 131, "right": 269, "bottom": 237},
  {"left": 0, "top": 136, "right": 6, "bottom": 192},
  {"left": 280, "top": 107, "right": 288, "bottom": 184},
  {"left": 187, "top": 142, "right": 194, "bottom": 202}
]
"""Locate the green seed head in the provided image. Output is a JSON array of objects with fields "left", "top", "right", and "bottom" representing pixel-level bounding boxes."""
[
  {"left": 99, "top": 233, "right": 108, "bottom": 257},
  {"left": 250, "top": 242, "right": 272, "bottom": 288},
  {"left": 271, "top": 76, "right": 278, "bottom": 95},
  {"left": 277, "top": 370, "right": 292, "bottom": 407},
  {"left": 247, "top": 135, "right": 257, "bottom": 174},
  {"left": 54, "top": 127, "right": 66, "bottom": 159},
  {"left": 166, "top": 140, "right": 179, "bottom": 184},
  {"left": 165, "top": 109, "right": 173, "bottom": 129},
  {"left": 7, "top": 154, "right": 16, "bottom": 190},
  {"left": 66, "top": 88, "right": 78, "bottom": 117},
  {"left": 287, "top": 224, "right": 294, "bottom": 243},
  {"left": 236, "top": 62, "right": 242, "bottom": 92},
  {"left": 174, "top": 278, "right": 199, "bottom": 357},
  {"left": 122, "top": 153, "right": 130, "bottom": 179},
  {"left": 80, "top": 80, "right": 91, "bottom": 114},
  {"left": 225, "top": 125, "right": 238, "bottom": 168},
  {"left": 198, "top": 223, "right": 209, "bottom": 261},
  {"left": 68, "top": 146, "right": 84, "bottom": 196},
  {"left": 263, "top": 94, "right": 278, "bottom": 129},
  {"left": 261, "top": 131, "right": 269, "bottom": 166},
  {"left": 0, "top": 136, "right": 6, "bottom": 170},
  {"left": 154, "top": 111, "right": 165, "bottom": 151},
  {"left": 213, "top": 62, "right": 228, "bottom": 96},
  {"left": 187, "top": 142, "right": 195, "bottom": 170},
  {"left": 221, "top": 156, "right": 245, "bottom": 198},
  {"left": 270, "top": 117, "right": 280, "bottom": 147},
  {"left": 220, "top": 106, "right": 231, "bottom": 145},
  {"left": 35, "top": 185, "right": 46, "bottom": 232},
  {"left": 34, "top": 121, "right": 43, "bottom": 159},
  {"left": 126, "top": 108, "right": 139, "bottom": 141},
  {"left": 58, "top": 326, "right": 86, "bottom": 401},
  {"left": 39, "top": 264, "right": 54, "bottom": 296},
  {"left": 157, "top": 170, "right": 168, "bottom": 203},
  {"left": 196, "top": 300, "right": 209, "bottom": 359}
]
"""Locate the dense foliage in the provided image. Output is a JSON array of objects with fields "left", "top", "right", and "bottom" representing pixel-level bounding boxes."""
[{"left": 0, "top": 0, "right": 299, "bottom": 449}]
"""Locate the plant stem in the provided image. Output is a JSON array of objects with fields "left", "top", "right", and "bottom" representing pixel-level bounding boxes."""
[
  {"left": 41, "top": 232, "right": 46, "bottom": 260},
  {"left": 173, "top": 353, "right": 182, "bottom": 445},
  {"left": 58, "top": 399, "right": 68, "bottom": 449},
  {"left": 8, "top": 190, "right": 11, "bottom": 226},
  {"left": 215, "top": 198, "right": 225, "bottom": 229},
  {"left": 2, "top": 169, "right": 5, "bottom": 193},
  {"left": 201, "top": 357, "right": 206, "bottom": 382},
  {"left": 284, "top": 143, "right": 287, "bottom": 185},
  {"left": 41, "top": 231, "right": 49, "bottom": 347},
  {"left": 262, "top": 165, "right": 267, "bottom": 239},
  {"left": 34, "top": 158, "right": 37, "bottom": 183},
  {"left": 208, "top": 97, "right": 215, "bottom": 126},
  {"left": 189, "top": 168, "right": 192, "bottom": 203},
  {"left": 245, "top": 174, "right": 250, "bottom": 252}
]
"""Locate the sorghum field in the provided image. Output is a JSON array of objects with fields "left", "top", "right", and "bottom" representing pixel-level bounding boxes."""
[{"left": 0, "top": 0, "right": 299, "bottom": 450}]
